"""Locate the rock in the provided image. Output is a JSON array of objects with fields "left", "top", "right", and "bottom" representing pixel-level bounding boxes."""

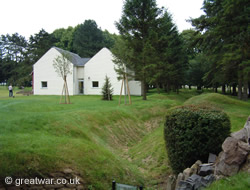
[
  {"left": 176, "top": 174, "right": 215, "bottom": 190},
  {"left": 231, "top": 128, "right": 248, "bottom": 143},
  {"left": 201, "top": 174, "right": 215, "bottom": 187},
  {"left": 186, "top": 174, "right": 202, "bottom": 187},
  {"left": 63, "top": 169, "right": 73, "bottom": 174},
  {"left": 166, "top": 175, "right": 176, "bottom": 190},
  {"left": 208, "top": 153, "right": 217, "bottom": 163},
  {"left": 215, "top": 152, "right": 239, "bottom": 176},
  {"left": 175, "top": 173, "right": 184, "bottom": 190},
  {"left": 240, "top": 154, "right": 250, "bottom": 172},
  {"left": 191, "top": 161, "right": 200, "bottom": 175},
  {"left": 183, "top": 168, "right": 193, "bottom": 180},
  {"left": 176, "top": 180, "right": 193, "bottom": 190},
  {"left": 238, "top": 141, "right": 250, "bottom": 153},
  {"left": 231, "top": 116, "right": 250, "bottom": 144},
  {"left": 199, "top": 164, "right": 214, "bottom": 176},
  {"left": 222, "top": 137, "right": 238, "bottom": 153},
  {"left": 222, "top": 137, "right": 249, "bottom": 165},
  {"left": 195, "top": 160, "right": 202, "bottom": 166}
]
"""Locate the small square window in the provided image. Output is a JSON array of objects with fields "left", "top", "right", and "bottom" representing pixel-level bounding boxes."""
[
  {"left": 41, "top": 81, "right": 47, "bottom": 88},
  {"left": 92, "top": 81, "right": 99, "bottom": 88}
]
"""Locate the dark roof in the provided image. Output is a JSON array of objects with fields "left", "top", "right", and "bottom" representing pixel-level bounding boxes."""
[{"left": 53, "top": 47, "right": 90, "bottom": 66}]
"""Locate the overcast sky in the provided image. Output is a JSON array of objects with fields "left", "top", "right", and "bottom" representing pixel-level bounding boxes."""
[{"left": 0, "top": 0, "right": 204, "bottom": 39}]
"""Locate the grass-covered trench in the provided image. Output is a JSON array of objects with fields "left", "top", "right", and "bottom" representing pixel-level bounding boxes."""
[{"left": 0, "top": 87, "right": 249, "bottom": 189}]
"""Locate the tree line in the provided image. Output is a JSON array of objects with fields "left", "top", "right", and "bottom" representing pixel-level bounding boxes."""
[
  {"left": 0, "top": 0, "right": 249, "bottom": 100},
  {"left": 113, "top": 0, "right": 249, "bottom": 100},
  {"left": 0, "top": 20, "right": 115, "bottom": 87}
]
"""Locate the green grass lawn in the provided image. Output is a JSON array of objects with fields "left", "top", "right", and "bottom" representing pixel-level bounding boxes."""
[{"left": 0, "top": 87, "right": 249, "bottom": 189}]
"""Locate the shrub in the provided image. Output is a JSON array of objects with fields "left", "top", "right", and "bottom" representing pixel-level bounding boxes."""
[
  {"left": 102, "top": 75, "right": 113, "bottom": 101},
  {"left": 164, "top": 105, "right": 230, "bottom": 174}
]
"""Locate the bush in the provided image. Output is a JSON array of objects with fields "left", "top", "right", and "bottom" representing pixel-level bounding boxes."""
[
  {"left": 164, "top": 105, "right": 230, "bottom": 174},
  {"left": 102, "top": 75, "right": 113, "bottom": 101}
]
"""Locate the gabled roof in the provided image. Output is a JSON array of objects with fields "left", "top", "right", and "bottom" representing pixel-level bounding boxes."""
[{"left": 53, "top": 47, "right": 90, "bottom": 66}]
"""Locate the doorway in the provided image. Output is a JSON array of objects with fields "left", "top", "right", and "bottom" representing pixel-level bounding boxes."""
[{"left": 78, "top": 80, "right": 84, "bottom": 94}]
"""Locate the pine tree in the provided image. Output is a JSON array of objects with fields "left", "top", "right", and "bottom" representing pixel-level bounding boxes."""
[
  {"left": 102, "top": 75, "right": 113, "bottom": 101},
  {"left": 115, "top": 0, "right": 162, "bottom": 100}
]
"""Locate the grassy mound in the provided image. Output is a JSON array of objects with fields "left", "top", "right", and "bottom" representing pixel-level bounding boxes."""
[{"left": 184, "top": 93, "right": 250, "bottom": 131}]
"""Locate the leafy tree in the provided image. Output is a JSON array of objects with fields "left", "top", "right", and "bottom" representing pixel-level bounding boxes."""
[
  {"left": 53, "top": 27, "right": 75, "bottom": 52},
  {"left": 102, "top": 75, "right": 113, "bottom": 101},
  {"left": 73, "top": 20, "right": 105, "bottom": 57}
]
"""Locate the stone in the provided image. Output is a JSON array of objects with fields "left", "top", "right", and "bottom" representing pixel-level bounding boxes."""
[
  {"left": 191, "top": 163, "right": 199, "bottom": 175},
  {"left": 186, "top": 174, "right": 202, "bottom": 186},
  {"left": 166, "top": 175, "right": 176, "bottom": 190},
  {"left": 240, "top": 154, "right": 250, "bottom": 172},
  {"left": 76, "top": 185, "right": 85, "bottom": 190},
  {"left": 175, "top": 173, "right": 184, "bottom": 190},
  {"left": 63, "top": 169, "right": 73, "bottom": 174},
  {"left": 238, "top": 141, "right": 250, "bottom": 153},
  {"left": 183, "top": 168, "right": 192, "bottom": 180},
  {"left": 0, "top": 188, "right": 5, "bottom": 190},
  {"left": 215, "top": 152, "right": 239, "bottom": 176},
  {"left": 231, "top": 128, "right": 248, "bottom": 143},
  {"left": 201, "top": 174, "right": 215, "bottom": 187},
  {"left": 232, "top": 116, "right": 250, "bottom": 144},
  {"left": 195, "top": 160, "right": 202, "bottom": 166},
  {"left": 222, "top": 137, "right": 249, "bottom": 165},
  {"left": 176, "top": 180, "right": 193, "bottom": 190},
  {"left": 222, "top": 137, "right": 238, "bottom": 153},
  {"left": 199, "top": 164, "right": 214, "bottom": 176},
  {"left": 208, "top": 153, "right": 217, "bottom": 163}
]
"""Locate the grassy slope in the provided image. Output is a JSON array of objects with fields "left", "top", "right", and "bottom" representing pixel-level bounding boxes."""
[
  {"left": 206, "top": 172, "right": 250, "bottom": 190},
  {"left": 184, "top": 92, "right": 250, "bottom": 131},
  {"left": 0, "top": 87, "right": 249, "bottom": 189}
]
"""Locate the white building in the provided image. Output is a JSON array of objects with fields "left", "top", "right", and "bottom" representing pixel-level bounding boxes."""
[{"left": 33, "top": 47, "right": 141, "bottom": 96}]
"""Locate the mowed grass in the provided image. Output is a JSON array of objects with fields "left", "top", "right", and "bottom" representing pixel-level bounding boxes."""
[
  {"left": 0, "top": 87, "right": 249, "bottom": 189},
  {"left": 184, "top": 92, "right": 250, "bottom": 131}
]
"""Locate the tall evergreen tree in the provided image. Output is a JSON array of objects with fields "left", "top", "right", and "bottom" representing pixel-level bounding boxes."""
[
  {"left": 191, "top": 0, "right": 250, "bottom": 100},
  {"left": 115, "top": 0, "right": 162, "bottom": 100}
]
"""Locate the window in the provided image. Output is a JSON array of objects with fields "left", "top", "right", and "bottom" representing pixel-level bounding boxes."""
[
  {"left": 41, "top": 81, "right": 48, "bottom": 88},
  {"left": 92, "top": 81, "right": 99, "bottom": 88}
]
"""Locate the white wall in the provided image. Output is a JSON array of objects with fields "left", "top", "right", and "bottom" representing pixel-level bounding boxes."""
[
  {"left": 84, "top": 48, "right": 122, "bottom": 95},
  {"left": 129, "top": 81, "right": 142, "bottom": 96},
  {"left": 33, "top": 48, "right": 74, "bottom": 95}
]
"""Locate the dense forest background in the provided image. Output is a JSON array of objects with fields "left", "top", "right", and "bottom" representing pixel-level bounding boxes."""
[
  {"left": 0, "top": 20, "right": 116, "bottom": 87},
  {"left": 0, "top": 0, "right": 249, "bottom": 100}
]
